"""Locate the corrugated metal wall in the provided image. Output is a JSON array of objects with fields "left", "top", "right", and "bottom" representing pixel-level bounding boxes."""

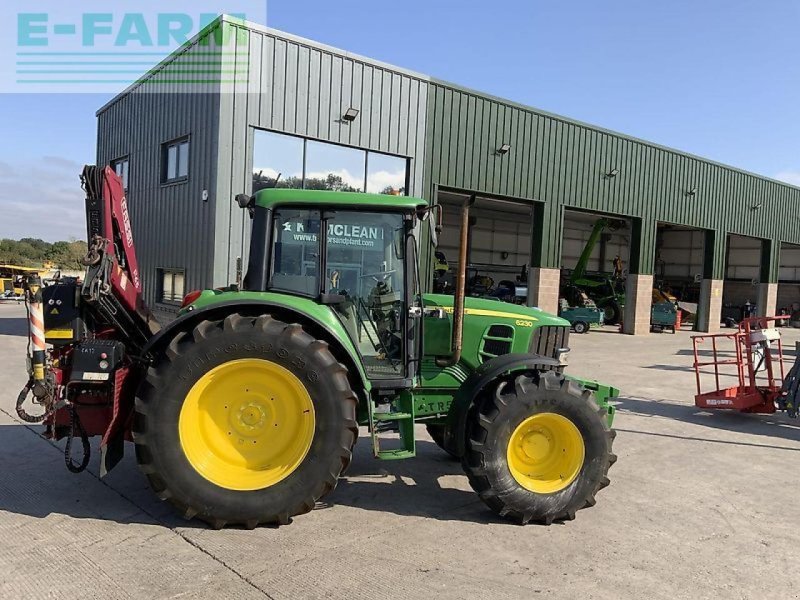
[
  {"left": 423, "top": 82, "right": 800, "bottom": 280},
  {"left": 214, "top": 23, "right": 430, "bottom": 285},
  {"left": 97, "top": 16, "right": 800, "bottom": 296},
  {"left": 96, "top": 32, "right": 222, "bottom": 315}
]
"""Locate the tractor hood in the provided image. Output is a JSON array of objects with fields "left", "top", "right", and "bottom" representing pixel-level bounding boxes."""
[
  {"left": 423, "top": 294, "right": 570, "bottom": 328},
  {"left": 421, "top": 294, "right": 570, "bottom": 371}
]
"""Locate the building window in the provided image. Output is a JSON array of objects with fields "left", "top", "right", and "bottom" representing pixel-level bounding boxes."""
[
  {"left": 253, "top": 131, "right": 304, "bottom": 191},
  {"left": 252, "top": 129, "right": 409, "bottom": 195},
  {"left": 158, "top": 268, "right": 185, "bottom": 303},
  {"left": 305, "top": 140, "right": 365, "bottom": 192},
  {"left": 111, "top": 156, "right": 129, "bottom": 190},
  {"left": 366, "top": 152, "right": 407, "bottom": 195},
  {"left": 162, "top": 137, "right": 189, "bottom": 183}
]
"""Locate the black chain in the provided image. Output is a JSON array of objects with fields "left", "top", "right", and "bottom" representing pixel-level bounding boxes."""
[{"left": 65, "top": 405, "right": 90, "bottom": 474}]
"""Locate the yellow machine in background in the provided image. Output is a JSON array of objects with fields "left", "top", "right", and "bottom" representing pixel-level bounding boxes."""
[
  {"left": 0, "top": 265, "right": 43, "bottom": 297},
  {"left": 652, "top": 288, "right": 677, "bottom": 304}
]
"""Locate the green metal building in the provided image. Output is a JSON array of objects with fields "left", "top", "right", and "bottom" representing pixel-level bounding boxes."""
[{"left": 96, "top": 15, "right": 800, "bottom": 333}]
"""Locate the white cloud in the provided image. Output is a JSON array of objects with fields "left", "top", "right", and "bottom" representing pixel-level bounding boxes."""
[
  {"left": 0, "top": 159, "right": 85, "bottom": 241},
  {"left": 367, "top": 169, "right": 405, "bottom": 194},
  {"left": 774, "top": 170, "right": 800, "bottom": 187},
  {"left": 304, "top": 169, "right": 365, "bottom": 190}
]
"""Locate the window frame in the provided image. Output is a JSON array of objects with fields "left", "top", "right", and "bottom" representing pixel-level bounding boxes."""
[
  {"left": 264, "top": 204, "right": 414, "bottom": 381},
  {"left": 250, "top": 127, "right": 410, "bottom": 195},
  {"left": 266, "top": 207, "right": 322, "bottom": 299},
  {"left": 111, "top": 155, "right": 130, "bottom": 191},
  {"left": 161, "top": 136, "right": 190, "bottom": 185},
  {"left": 157, "top": 267, "right": 186, "bottom": 305}
]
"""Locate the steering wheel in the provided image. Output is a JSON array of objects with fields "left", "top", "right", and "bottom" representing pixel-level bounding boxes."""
[{"left": 359, "top": 270, "right": 396, "bottom": 283}]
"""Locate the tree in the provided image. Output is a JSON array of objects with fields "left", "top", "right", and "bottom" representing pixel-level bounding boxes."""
[
  {"left": 0, "top": 238, "right": 87, "bottom": 269},
  {"left": 252, "top": 171, "right": 360, "bottom": 193},
  {"left": 380, "top": 185, "right": 405, "bottom": 196}
]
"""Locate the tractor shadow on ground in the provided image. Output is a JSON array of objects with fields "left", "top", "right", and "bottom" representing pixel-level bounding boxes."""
[
  {"left": 614, "top": 396, "right": 800, "bottom": 449},
  {"left": 329, "top": 439, "right": 511, "bottom": 525},
  {"left": 0, "top": 315, "right": 28, "bottom": 337},
  {"left": 0, "top": 418, "right": 513, "bottom": 529}
]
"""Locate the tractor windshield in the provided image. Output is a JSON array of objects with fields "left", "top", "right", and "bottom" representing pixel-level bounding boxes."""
[{"left": 325, "top": 211, "right": 407, "bottom": 379}]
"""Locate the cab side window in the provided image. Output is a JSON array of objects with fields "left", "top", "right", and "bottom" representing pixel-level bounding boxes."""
[{"left": 269, "top": 209, "right": 321, "bottom": 297}]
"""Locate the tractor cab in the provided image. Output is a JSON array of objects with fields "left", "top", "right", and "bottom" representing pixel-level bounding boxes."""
[{"left": 243, "top": 189, "right": 426, "bottom": 389}]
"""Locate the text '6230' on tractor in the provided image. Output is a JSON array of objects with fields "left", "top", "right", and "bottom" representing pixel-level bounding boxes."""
[{"left": 17, "top": 166, "right": 618, "bottom": 528}]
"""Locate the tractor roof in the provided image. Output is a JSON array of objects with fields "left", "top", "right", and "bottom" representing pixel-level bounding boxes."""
[{"left": 254, "top": 188, "right": 428, "bottom": 212}]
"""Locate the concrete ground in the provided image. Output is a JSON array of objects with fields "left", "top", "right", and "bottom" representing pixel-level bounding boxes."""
[{"left": 0, "top": 302, "right": 798, "bottom": 600}]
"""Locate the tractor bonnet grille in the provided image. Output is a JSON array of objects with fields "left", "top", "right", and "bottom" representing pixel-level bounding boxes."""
[
  {"left": 530, "top": 325, "right": 570, "bottom": 360},
  {"left": 487, "top": 324, "right": 511, "bottom": 337},
  {"left": 479, "top": 324, "right": 514, "bottom": 362}
]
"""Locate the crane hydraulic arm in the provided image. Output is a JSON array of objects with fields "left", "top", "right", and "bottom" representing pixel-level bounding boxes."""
[
  {"left": 80, "top": 165, "right": 160, "bottom": 350},
  {"left": 17, "top": 166, "right": 160, "bottom": 476}
]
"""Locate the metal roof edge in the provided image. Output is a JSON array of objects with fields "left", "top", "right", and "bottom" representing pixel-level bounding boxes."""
[
  {"left": 95, "top": 15, "right": 228, "bottom": 116},
  {"left": 233, "top": 18, "right": 432, "bottom": 83}
]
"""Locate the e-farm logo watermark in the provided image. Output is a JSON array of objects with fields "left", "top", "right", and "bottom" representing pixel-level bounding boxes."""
[{"left": 0, "top": 1, "right": 266, "bottom": 92}]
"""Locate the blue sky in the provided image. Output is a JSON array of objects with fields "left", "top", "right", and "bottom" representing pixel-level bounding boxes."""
[{"left": 1, "top": 0, "right": 799, "bottom": 240}]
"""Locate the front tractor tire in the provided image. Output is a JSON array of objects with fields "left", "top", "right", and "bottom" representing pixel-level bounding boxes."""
[
  {"left": 133, "top": 313, "right": 358, "bottom": 528},
  {"left": 462, "top": 370, "right": 616, "bottom": 525}
]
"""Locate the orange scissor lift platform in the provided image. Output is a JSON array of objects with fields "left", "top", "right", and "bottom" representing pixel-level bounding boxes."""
[{"left": 691, "top": 316, "right": 789, "bottom": 414}]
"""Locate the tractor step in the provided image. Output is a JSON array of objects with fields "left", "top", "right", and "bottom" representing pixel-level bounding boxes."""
[
  {"left": 368, "top": 393, "right": 415, "bottom": 459},
  {"left": 376, "top": 449, "right": 415, "bottom": 460}
]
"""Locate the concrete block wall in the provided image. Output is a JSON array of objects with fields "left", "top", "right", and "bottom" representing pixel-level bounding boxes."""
[
  {"left": 756, "top": 283, "right": 778, "bottom": 317},
  {"left": 623, "top": 274, "right": 653, "bottom": 335},
  {"left": 529, "top": 267, "right": 560, "bottom": 315},
  {"left": 697, "top": 279, "right": 723, "bottom": 333}
]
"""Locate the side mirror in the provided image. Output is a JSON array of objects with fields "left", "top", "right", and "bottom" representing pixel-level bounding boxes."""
[
  {"left": 235, "top": 194, "right": 255, "bottom": 219},
  {"left": 235, "top": 194, "right": 253, "bottom": 209},
  {"left": 416, "top": 205, "right": 441, "bottom": 248}
]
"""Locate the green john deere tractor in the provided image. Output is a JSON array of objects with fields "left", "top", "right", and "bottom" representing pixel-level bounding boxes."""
[{"left": 22, "top": 170, "right": 617, "bottom": 528}]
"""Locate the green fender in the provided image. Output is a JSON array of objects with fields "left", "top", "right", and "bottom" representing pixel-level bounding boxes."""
[
  {"left": 141, "top": 290, "right": 371, "bottom": 392},
  {"left": 442, "top": 353, "right": 561, "bottom": 458}
]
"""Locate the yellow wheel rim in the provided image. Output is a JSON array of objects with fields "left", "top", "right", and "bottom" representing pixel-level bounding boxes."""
[
  {"left": 178, "top": 358, "right": 315, "bottom": 491},
  {"left": 507, "top": 412, "right": 585, "bottom": 494}
]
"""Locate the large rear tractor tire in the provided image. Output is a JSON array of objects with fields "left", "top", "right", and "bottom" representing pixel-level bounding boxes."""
[
  {"left": 133, "top": 314, "right": 358, "bottom": 528},
  {"left": 462, "top": 370, "right": 615, "bottom": 525}
]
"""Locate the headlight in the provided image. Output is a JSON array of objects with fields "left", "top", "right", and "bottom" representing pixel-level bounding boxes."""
[{"left": 556, "top": 347, "right": 570, "bottom": 366}]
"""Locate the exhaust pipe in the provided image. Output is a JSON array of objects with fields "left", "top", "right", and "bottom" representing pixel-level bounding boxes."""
[{"left": 436, "top": 194, "right": 474, "bottom": 367}]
